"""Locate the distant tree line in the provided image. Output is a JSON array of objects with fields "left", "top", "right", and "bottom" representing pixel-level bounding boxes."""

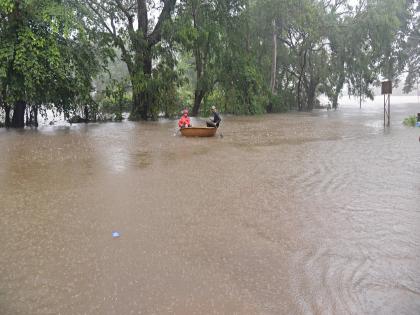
[{"left": 0, "top": 0, "right": 419, "bottom": 127}]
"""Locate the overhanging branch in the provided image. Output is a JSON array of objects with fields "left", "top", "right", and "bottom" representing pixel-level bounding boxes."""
[{"left": 148, "top": 0, "right": 177, "bottom": 47}]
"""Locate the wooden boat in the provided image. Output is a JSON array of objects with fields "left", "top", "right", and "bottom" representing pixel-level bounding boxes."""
[{"left": 180, "top": 127, "right": 217, "bottom": 137}]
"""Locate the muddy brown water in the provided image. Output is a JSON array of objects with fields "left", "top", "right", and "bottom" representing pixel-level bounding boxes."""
[{"left": 1, "top": 103, "right": 420, "bottom": 314}]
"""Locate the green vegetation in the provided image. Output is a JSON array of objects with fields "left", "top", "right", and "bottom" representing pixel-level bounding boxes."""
[
  {"left": 1, "top": 0, "right": 419, "bottom": 127},
  {"left": 403, "top": 115, "right": 417, "bottom": 127},
  {"left": 0, "top": 0, "right": 105, "bottom": 127}
]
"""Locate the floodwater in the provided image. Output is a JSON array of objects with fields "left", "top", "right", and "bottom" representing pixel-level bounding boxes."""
[{"left": 1, "top": 99, "right": 420, "bottom": 315}]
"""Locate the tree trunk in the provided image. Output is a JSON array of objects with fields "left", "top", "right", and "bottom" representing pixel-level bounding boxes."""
[
  {"left": 108, "top": 0, "right": 176, "bottom": 121},
  {"left": 33, "top": 105, "right": 38, "bottom": 127},
  {"left": 25, "top": 105, "right": 39, "bottom": 127},
  {"left": 138, "top": 90, "right": 150, "bottom": 120},
  {"left": 191, "top": 2, "right": 206, "bottom": 117},
  {"left": 192, "top": 49, "right": 205, "bottom": 116},
  {"left": 332, "top": 93, "right": 339, "bottom": 110},
  {"left": 141, "top": 48, "right": 153, "bottom": 120},
  {"left": 25, "top": 106, "right": 29, "bottom": 126},
  {"left": 11, "top": 100, "right": 26, "bottom": 128},
  {"left": 307, "top": 78, "right": 318, "bottom": 111},
  {"left": 270, "top": 19, "right": 277, "bottom": 95},
  {"left": 5, "top": 105, "right": 11, "bottom": 127},
  {"left": 297, "top": 49, "right": 308, "bottom": 111},
  {"left": 131, "top": 48, "right": 153, "bottom": 121},
  {"left": 84, "top": 105, "right": 89, "bottom": 122},
  {"left": 192, "top": 90, "right": 205, "bottom": 116},
  {"left": 130, "top": 78, "right": 149, "bottom": 121},
  {"left": 130, "top": 87, "right": 141, "bottom": 120},
  {"left": 332, "top": 72, "right": 345, "bottom": 110},
  {"left": 297, "top": 75, "right": 303, "bottom": 111}
]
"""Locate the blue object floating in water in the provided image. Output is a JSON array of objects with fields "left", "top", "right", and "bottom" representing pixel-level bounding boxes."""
[{"left": 112, "top": 231, "right": 121, "bottom": 238}]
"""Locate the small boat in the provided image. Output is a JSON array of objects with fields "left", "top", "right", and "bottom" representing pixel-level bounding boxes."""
[{"left": 180, "top": 127, "right": 217, "bottom": 137}]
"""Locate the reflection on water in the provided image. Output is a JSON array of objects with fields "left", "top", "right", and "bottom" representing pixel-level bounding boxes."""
[{"left": 1, "top": 101, "right": 420, "bottom": 314}]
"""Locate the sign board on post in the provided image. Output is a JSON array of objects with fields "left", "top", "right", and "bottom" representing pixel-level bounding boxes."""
[{"left": 381, "top": 81, "right": 392, "bottom": 95}]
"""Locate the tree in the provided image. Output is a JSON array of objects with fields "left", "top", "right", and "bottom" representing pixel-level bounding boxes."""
[
  {"left": 274, "top": 0, "right": 328, "bottom": 110},
  {"left": 321, "top": 0, "right": 351, "bottom": 109},
  {"left": 79, "top": 0, "right": 177, "bottom": 120},
  {"left": 175, "top": 0, "right": 220, "bottom": 116},
  {"left": 0, "top": 0, "right": 100, "bottom": 127},
  {"left": 404, "top": 1, "right": 420, "bottom": 93},
  {"left": 345, "top": 0, "right": 412, "bottom": 106},
  {"left": 213, "top": 0, "right": 268, "bottom": 115}
]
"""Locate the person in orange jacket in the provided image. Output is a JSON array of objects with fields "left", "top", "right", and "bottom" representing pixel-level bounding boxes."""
[{"left": 178, "top": 109, "right": 192, "bottom": 129}]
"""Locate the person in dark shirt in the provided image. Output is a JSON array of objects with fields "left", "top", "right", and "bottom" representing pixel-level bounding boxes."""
[{"left": 206, "top": 106, "right": 221, "bottom": 128}]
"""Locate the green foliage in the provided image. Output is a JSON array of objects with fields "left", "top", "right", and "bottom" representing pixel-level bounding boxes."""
[
  {"left": 403, "top": 115, "right": 417, "bottom": 127},
  {"left": 0, "top": 0, "right": 102, "bottom": 124},
  {"left": 88, "top": 0, "right": 413, "bottom": 117},
  {"left": 0, "top": 0, "right": 14, "bottom": 14},
  {"left": 342, "top": 0, "right": 411, "bottom": 103},
  {"left": 1, "top": 0, "right": 416, "bottom": 124},
  {"left": 97, "top": 78, "right": 131, "bottom": 116},
  {"left": 403, "top": 2, "right": 420, "bottom": 93},
  {"left": 268, "top": 93, "right": 291, "bottom": 113},
  {"left": 78, "top": 0, "right": 178, "bottom": 120}
]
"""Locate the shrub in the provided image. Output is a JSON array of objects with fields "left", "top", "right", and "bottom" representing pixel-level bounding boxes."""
[
  {"left": 403, "top": 115, "right": 417, "bottom": 127},
  {"left": 268, "top": 93, "right": 291, "bottom": 113}
]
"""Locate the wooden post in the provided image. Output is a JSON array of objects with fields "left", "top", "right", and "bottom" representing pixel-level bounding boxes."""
[{"left": 381, "top": 81, "right": 392, "bottom": 127}]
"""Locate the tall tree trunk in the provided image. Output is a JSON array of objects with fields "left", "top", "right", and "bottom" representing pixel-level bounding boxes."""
[
  {"left": 25, "top": 105, "right": 39, "bottom": 127},
  {"left": 131, "top": 86, "right": 141, "bottom": 119},
  {"left": 332, "top": 72, "right": 345, "bottom": 110},
  {"left": 297, "top": 74, "right": 303, "bottom": 111},
  {"left": 270, "top": 19, "right": 277, "bottom": 95},
  {"left": 307, "top": 78, "right": 318, "bottom": 111},
  {"left": 297, "top": 49, "right": 308, "bottom": 111},
  {"left": 192, "top": 90, "right": 205, "bottom": 116},
  {"left": 191, "top": 2, "right": 206, "bottom": 117},
  {"left": 25, "top": 106, "right": 30, "bottom": 126},
  {"left": 306, "top": 50, "right": 319, "bottom": 112},
  {"left": 332, "top": 93, "right": 339, "bottom": 110},
  {"left": 131, "top": 48, "right": 153, "bottom": 120},
  {"left": 5, "top": 105, "right": 11, "bottom": 127},
  {"left": 138, "top": 90, "right": 150, "bottom": 120},
  {"left": 33, "top": 105, "right": 38, "bottom": 127},
  {"left": 142, "top": 47, "right": 153, "bottom": 120},
  {"left": 192, "top": 48, "right": 205, "bottom": 116},
  {"left": 84, "top": 105, "right": 89, "bottom": 122},
  {"left": 11, "top": 100, "right": 26, "bottom": 128},
  {"left": 112, "top": 0, "right": 176, "bottom": 121}
]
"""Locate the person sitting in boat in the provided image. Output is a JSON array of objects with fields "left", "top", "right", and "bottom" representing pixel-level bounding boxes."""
[
  {"left": 206, "top": 106, "right": 221, "bottom": 128},
  {"left": 178, "top": 109, "right": 192, "bottom": 129}
]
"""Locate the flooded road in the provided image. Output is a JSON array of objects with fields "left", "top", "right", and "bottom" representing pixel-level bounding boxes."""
[{"left": 1, "top": 100, "right": 420, "bottom": 314}]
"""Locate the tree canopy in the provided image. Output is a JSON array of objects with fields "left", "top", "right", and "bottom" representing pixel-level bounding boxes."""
[
  {"left": 0, "top": 0, "right": 418, "bottom": 127},
  {"left": 0, "top": 0, "right": 104, "bottom": 127}
]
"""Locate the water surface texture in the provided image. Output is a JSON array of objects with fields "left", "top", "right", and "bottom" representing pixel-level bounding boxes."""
[{"left": 1, "top": 102, "right": 420, "bottom": 314}]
